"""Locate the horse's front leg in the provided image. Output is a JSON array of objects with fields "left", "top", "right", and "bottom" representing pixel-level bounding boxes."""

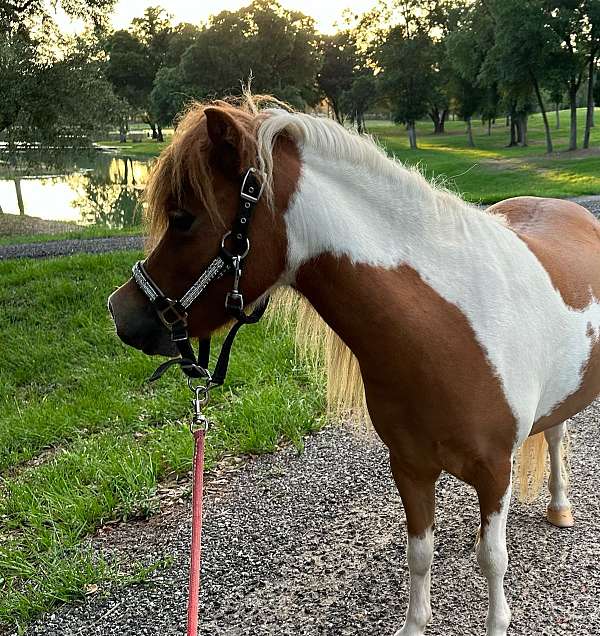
[
  {"left": 390, "top": 453, "right": 440, "bottom": 636},
  {"left": 474, "top": 458, "right": 513, "bottom": 636}
]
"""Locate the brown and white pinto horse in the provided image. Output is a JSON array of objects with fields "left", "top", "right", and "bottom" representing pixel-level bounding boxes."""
[{"left": 108, "top": 97, "right": 600, "bottom": 635}]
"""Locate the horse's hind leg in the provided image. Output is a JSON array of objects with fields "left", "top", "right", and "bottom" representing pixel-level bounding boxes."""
[
  {"left": 545, "top": 422, "right": 574, "bottom": 528},
  {"left": 390, "top": 453, "right": 440, "bottom": 636},
  {"left": 474, "top": 458, "right": 513, "bottom": 636}
]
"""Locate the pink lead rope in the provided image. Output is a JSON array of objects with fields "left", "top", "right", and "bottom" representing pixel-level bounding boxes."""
[
  {"left": 187, "top": 384, "right": 210, "bottom": 636},
  {"left": 187, "top": 427, "right": 205, "bottom": 636}
]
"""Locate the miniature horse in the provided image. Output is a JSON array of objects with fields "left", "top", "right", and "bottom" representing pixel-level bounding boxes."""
[{"left": 108, "top": 97, "right": 600, "bottom": 635}]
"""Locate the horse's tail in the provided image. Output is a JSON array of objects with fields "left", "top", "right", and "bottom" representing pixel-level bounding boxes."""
[{"left": 515, "top": 429, "right": 570, "bottom": 502}]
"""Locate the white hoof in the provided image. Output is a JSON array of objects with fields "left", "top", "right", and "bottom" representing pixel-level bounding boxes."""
[
  {"left": 547, "top": 505, "right": 574, "bottom": 528},
  {"left": 395, "top": 617, "right": 430, "bottom": 636}
]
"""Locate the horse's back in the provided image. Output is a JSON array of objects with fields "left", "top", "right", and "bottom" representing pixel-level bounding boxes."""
[{"left": 488, "top": 196, "right": 600, "bottom": 308}]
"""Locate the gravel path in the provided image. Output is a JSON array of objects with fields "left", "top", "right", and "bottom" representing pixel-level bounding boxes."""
[
  {"left": 1, "top": 195, "right": 600, "bottom": 262},
  {"left": 0, "top": 235, "right": 143, "bottom": 260},
  {"left": 23, "top": 403, "right": 600, "bottom": 636}
]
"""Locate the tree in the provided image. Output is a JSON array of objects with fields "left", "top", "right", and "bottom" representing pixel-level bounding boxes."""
[
  {"left": 544, "top": 1, "right": 588, "bottom": 150},
  {"left": 485, "top": 0, "right": 558, "bottom": 153},
  {"left": 342, "top": 74, "right": 378, "bottom": 132},
  {"left": 150, "top": 66, "right": 194, "bottom": 129},
  {"left": 175, "top": 1, "right": 319, "bottom": 110},
  {"left": 378, "top": 29, "right": 438, "bottom": 148},
  {"left": 581, "top": 1, "right": 600, "bottom": 148},
  {"left": 318, "top": 32, "right": 359, "bottom": 123},
  {"left": 105, "top": 29, "right": 157, "bottom": 139},
  {"left": 0, "top": 1, "right": 120, "bottom": 150},
  {"left": 446, "top": 2, "right": 498, "bottom": 138}
]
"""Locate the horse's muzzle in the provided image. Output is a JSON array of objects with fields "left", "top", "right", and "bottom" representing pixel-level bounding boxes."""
[{"left": 108, "top": 282, "right": 177, "bottom": 357}]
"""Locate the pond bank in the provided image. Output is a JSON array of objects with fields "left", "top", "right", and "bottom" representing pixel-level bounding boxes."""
[{"left": 0, "top": 214, "right": 76, "bottom": 237}]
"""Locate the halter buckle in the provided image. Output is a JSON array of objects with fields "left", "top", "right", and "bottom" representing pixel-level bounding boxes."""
[
  {"left": 157, "top": 298, "right": 188, "bottom": 330},
  {"left": 225, "top": 291, "right": 244, "bottom": 314},
  {"left": 240, "top": 167, "right": 265, "bottom": 203}
]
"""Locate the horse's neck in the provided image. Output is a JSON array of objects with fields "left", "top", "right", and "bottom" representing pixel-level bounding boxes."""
[{"left": 285, "top": 147, "right": 508, "bottom": 280}]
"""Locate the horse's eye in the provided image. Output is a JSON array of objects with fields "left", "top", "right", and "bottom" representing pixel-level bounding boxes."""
[{"left": 170, "top": 210, "right": 195, "bottom": 232}]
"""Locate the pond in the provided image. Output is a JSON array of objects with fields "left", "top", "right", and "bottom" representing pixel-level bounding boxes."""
[{"left": 0, "top": 152, "right": 153, "bottom": 228}]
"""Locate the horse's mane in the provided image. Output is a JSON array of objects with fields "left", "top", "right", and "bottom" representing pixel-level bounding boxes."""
[{"left": 143, "top": 93, "right": 545, "bottom": 499}]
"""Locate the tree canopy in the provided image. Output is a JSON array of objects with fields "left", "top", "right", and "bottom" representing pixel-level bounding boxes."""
[{"left": 5, "top": 0, "right": 600, "bottom": 154}]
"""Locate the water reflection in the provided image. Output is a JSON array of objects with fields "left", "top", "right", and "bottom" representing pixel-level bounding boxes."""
[{"left": 0, "top": 154, "right": 153, "bottom": 227}]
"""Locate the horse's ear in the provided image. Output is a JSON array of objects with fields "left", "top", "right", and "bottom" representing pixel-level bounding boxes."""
[{"left": 204, "top": 107, "right": 244, "bottom": 176}]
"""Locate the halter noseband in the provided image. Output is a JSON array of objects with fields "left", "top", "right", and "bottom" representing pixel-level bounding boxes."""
[{"left": 131, "top": 167, "right": 269, "bottom": 384}]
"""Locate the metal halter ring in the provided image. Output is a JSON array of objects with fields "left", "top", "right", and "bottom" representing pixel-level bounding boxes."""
[
  {"left": 188, "top": 376, "right": 212, "bottom": 396},
  {"left": 221, "top": 231, "right": 250, "bottom": 259}
]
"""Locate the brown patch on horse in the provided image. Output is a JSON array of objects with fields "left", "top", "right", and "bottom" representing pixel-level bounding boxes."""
[
  {"left": 294, "top": 257, "right": 517, "bottom": 533},
  {"left": 489, "top": 197, "right": 600, "bottom": 434},
  {"left": 489, "top": 196, "right": 600, "bottom": 310}
]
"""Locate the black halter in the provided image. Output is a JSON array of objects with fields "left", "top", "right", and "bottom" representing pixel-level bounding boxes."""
[{"left": 131, "top": 167, "right": 269, "bottom": 385}]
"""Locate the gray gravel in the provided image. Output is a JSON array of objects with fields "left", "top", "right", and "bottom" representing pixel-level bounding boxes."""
[
  {"left": 1, "top": 195, "right": 600, "bottom": 262},
  {"left": 0, "top": 235, "right": 143, "bottom": 260},
  {"left": 23, "top": 402, "right": 600, "bottom": 636}
]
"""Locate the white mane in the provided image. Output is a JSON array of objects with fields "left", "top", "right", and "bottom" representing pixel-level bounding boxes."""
[{"left": 255, "top": 108, "right": 503, "bottom": 224}]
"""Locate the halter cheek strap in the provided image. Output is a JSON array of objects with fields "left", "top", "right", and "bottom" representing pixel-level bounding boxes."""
[{"left": 131, "top": 167, "right": 270, "bottom": 384}]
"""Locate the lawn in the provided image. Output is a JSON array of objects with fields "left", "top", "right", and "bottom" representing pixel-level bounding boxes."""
[
  {"left": 371, "top": 107, "right": 600, "bottom": 203},
  {"left": 95, "top": 138, "right": 170, "bottom": 158},
  {"left": 0, "top": 251, "right": 324, "bottom": 631}
]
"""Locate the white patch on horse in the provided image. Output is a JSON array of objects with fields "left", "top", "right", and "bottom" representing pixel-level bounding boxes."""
[
  {"left": 257, "top": 110, "right": 600, "bottom": 445},
  {"left": 477, "top": 485, "right": 512, "bottom": 636},
  {"left": 397, "top": 528, "right": 434, "bottom": 635}
]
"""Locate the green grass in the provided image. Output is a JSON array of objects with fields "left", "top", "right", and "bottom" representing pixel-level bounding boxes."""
[
  {"left": 0, "top": 224, "right": 142, "bottom": 246},
  {"left": 371, "top": 107, "right": 600, "bottom": 203},
  {"left": 95, "top": 139, "right": 170, "bottom": 157},
  {"left": 0, "top": 251, "right": 324, "bottom": 631}
]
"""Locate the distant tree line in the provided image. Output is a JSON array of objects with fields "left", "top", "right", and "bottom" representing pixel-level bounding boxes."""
[{"left": 3, "top": 0, "right": 600, "bottom": 153}]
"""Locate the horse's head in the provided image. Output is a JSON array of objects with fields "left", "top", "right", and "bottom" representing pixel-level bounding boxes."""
[{"left": 108, "top": 99, "right": 300, "bottom": 355}]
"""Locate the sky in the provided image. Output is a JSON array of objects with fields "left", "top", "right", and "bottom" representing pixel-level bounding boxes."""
[{"left": 55, "top": 0, "right": 376, "bottom": 34}]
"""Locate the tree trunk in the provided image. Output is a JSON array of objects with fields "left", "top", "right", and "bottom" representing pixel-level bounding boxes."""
[
  {"left": 157, "top": 124, "right": 164, "bottom": 142},
  {"left": 150, "top": 122, "right": 157, "bottom": 139},
  {"left": 407, "top": 121, "right": 417, "bottom": 149},
  {"left": 429, "top": 108, "right": 439, "bottom": 133},
  {"left": 331, "top": 101, "right": 344, "bottom": 124},
  {"left": 14, "top": 178, "right": 25, "bottom": 215},
  {"left": 508, "top": 114, "right": 518, "bottom": 146},
  {"left": 466, "top": 116, "right": 474, "bottom": 147},
  {"left": 119, "top": 118, "right": 128, "bottom": 143},
  {"left": 488, "top": 119, "right": 492, "bottom": 136},
  {"left": 429, "top": 107, "right": 447, "bottom": 134},
  {"left": 555, "top": 103, "right": 560, "bottom": 129},
  {"left": 569, "top": 85, "right": 578, "bottom": 150},
  {"left": 532, "top": 75, "right": 553, "bottom": 153},
  {"left": 583, "top": 53, "right": 595, "bottom": 149},
  {"left": 519, "top": 114, "right": 528, "bottom": 146},
  {"left": 439, "top": 109, "right": 448, "bottom": 133}
]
